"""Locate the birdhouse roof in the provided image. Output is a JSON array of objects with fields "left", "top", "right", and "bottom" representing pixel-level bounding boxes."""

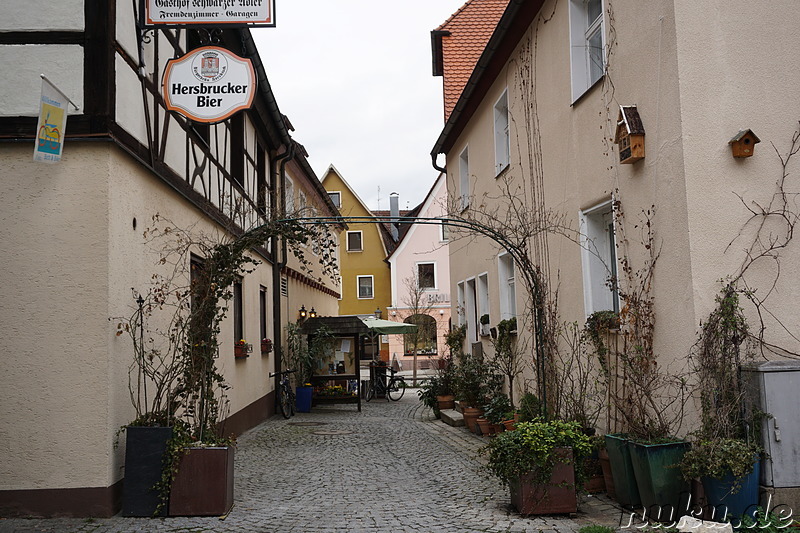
[
  {"left": 615, "top": 105, "right": 645, "bottom": 142},
  {"left": 729, "top": 129, "right": 761, "bottom": 144}
]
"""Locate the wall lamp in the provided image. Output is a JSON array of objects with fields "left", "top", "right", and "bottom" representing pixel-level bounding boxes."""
[{"left": 299, "top": 305, "right": 307, "bottom": 320}]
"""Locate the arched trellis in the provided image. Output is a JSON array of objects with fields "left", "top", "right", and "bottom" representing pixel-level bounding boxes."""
[{"left": 275, "top": 215, "right": 550, "bottom": 414}]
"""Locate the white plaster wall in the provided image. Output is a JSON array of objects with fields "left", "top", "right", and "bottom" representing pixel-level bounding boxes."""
[
  {"left": 115, "top": 53, "right": 149, "bottom": 147},
  {"left": 0, "top": 45, "right": 84, "bottom": 116},
  {"left": 445, "top": 0, "right": 693, "bottom": 400},
  {"left": 0, "top": 143, "right": 111, "bottom": 490},
  {"left": 674, "top": 0, "right": 800, "bottom": 354},
  {"left": 0, "top": 0, "right": 84, "bottom": 31}
]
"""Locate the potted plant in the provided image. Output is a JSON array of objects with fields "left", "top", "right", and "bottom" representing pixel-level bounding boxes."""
[
  {"left": 680, "top": 286, "right": 762, "bottom": 522},
  {"left": 284, "top": 322, "right": 334, "bottom": 412},
  {"left": 260, "top": 337, "right": 273, "bottom": 355},
  {"left": 453, "top": 353, "right": 500, "bottom": 433},
  {"left": 479, "top": 314, "right": 491, "bottom": 337},
  {"left": 417, "top": 376, "right": 442, "bottom": 417},
  {"left": 482, "top": 419, "right": 593, "bottom": 515},
  {"left": 483, "top": 393, "right": 513, "bottom": 434},
  {"left": 434, "top": 356, "right": 456, "bottom": 410},
  {"left": 234, "top": 338, "right": 250, "bottom": 358},
  {"left": 680, "top": 438, "right": 761, "bottom": 521}
]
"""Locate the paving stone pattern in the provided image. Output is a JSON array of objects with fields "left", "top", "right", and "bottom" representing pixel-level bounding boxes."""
[{"left": 0, "top": 393, "right": 628, "bottom": 533}]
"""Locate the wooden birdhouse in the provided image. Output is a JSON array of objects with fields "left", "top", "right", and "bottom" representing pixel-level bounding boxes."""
[
  {"left": 729, "top": 129, "right": 760, "bottom": 158},
  {"left": 614, "top": 105, "right": 645, "bottom": 164}
]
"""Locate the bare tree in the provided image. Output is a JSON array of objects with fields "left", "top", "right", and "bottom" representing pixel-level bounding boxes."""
[{"left": 399, "top": 271, "right": 437, "bottom": 385}]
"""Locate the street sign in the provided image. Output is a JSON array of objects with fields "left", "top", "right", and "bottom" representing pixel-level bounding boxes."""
[{"left": 163, "top": 46, "right": 257, "bottom": 123}]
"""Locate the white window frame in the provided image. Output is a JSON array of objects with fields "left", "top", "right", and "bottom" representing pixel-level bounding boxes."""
[
  {"left": 498, "top": 252, "right": 517, "bottom": 321},
  {"left": 328, "top": 191, "right": 341, "bottom": 208},
  {"left": 494, "top": 89, "right": 510, "bottom": 175},
  {"left": 357, "top": 275, "right": 374, "bottom": 299},
  {"left": 440, "top": 220, "right": 450, "bottom": 242},
  {"left": 477, "top": 272, "right": 489, "bottom": 323},
  {"left": 568, "top": 0, "right": 606, "bottom": 103},
  {"left": 416, "top": 262, "right": 437, "bottom": 291},
  {"left": 459, "top": 146, "right": 470, "bottom": 211},
  {"left": 284, "top": 174, "right": 295, "bottom": 214},
  {"left": 579, "top": 200, "right": 619, "bottom": 316},
  {"left": 465, "top": 277, "right": 478, "bottom": 343},
  {"left": 346, "top": 231, "right": 363, "bottom": 252}
]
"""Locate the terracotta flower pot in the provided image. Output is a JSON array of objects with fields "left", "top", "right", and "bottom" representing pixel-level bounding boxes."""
[
  {"left": 462, "top": 406, "right": 484, "bottom": 433},
  {"left": 502, "top": 419, "right": 517, "bottom": 431},
  {"left": 476, "top": 417, "right": 491, "bottom": 436}
]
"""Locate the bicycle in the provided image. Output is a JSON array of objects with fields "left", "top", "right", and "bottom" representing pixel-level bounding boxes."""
[
  {"left": 269, "top": 368, "right": 297, "bottom": 419},
  {"left": 365, "top": 365, "right": 406, "bottom": 402}
]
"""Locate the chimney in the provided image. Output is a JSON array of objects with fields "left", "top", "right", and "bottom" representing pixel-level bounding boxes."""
[{"left": 389, "top": 192, "right": 400, "bottom": 241}]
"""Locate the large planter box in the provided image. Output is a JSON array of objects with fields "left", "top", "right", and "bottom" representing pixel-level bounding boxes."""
[
  {"left": 604, "top": 433, "right": 640, "bottom": 508},
  {"left": 509, "top": 447, "right": 577, "bottom": 515},
  {"left": 122, "top": 426, "right": 173, "bottom": 517},
  {"left": 702, "top": 459, "right": 761, "bottom": 522},
  {"left": 169, "top": 446, "right": 234, "bottom": 516},
  {"left": 628, "top": 440, "right": 691, "bottom": 522},
  {"left": 295, "top": 386, "right": 313, "bottom": 413}
]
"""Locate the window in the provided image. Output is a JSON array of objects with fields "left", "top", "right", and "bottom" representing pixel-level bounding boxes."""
[
  {"left": 328, "top": 191, "right": 341, "bottom": 208},
  {"left": 357, "top": 276, "right": 374, "bottom": 299},
  {"left": 404, "top": 314, "right": 438, "bottom": 355},
  {"left": 569, "top": 0, "right": 605, "bottom": 102},
  {"left": 494, "top": 90, "right": 510, "bottom": 174},
  {"left": 417, "top": 262, "right": 436, "bottom": 290},
  {"left": 259, "top": 286, "right": 268, "bottom": 342},
  {"left": 580, "top": 201, "right": 619, "bottom": 315},
  {"left": 284, "top": 174, "right": 294, "bottom": 214},
  {"left": 457, "top": 281, "right": 466, "bottom": 326},
  {"left": 465, "top": 278, "right": 478, "bottom": 342},
  {"left": 478, "top": 272, "right": 489, "bottom": 325},
  {"left": 346, "top": 231, "right": 363, "bottom": 252},
  {"left": 233, "top": 277, "right": 244, "bottom": 343},
  {"left": 498, "top": 253, "right": 517, "bottom": 321},
  {"left": 459, "top": 146, "right": 470, "bottom": 210},
  {"left": 440, "top": 220, "right": 450, "bottom": 242}
]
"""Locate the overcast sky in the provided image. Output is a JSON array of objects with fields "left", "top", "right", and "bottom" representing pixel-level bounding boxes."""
[{"left": 252, "top": 0, "right": 466, "bottom": 212}]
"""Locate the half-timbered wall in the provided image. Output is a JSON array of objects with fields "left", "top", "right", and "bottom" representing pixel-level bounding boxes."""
[{"left": 0, "top": 0, "right": 340, "bottom": 517}]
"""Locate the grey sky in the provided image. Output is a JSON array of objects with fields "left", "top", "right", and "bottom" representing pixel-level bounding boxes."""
[{"left": 252, "top": 0, "right": 466, "bottom": 212}]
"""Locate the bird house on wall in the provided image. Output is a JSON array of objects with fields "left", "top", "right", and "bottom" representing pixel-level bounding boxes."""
[
  {"left": 729, "top": 129, "right": 760, "bottom": 158},
  {"left": 615, "top": 105, "right": 645, "bottom": 164}
]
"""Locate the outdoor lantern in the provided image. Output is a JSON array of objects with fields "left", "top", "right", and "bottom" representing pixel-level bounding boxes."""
[
  {"left": 374, "top": 308, "right": 382, "bottom": 319},
  {"left": 298, "top": 305, "right": 307, "bottom": 320},
  {"left": 309, "top": 307, "right": 317, "bottom": 318}
]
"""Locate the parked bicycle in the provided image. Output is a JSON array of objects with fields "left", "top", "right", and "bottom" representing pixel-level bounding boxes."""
[
  {"left": 269, "top": 368, "right": 297, "bottom": 418},
  {"left": 365, "top": 365, "right": 406, "bottom": 402}
]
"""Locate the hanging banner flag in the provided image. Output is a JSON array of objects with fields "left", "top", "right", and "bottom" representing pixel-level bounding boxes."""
[
  {"left": 33, "top": 77, "right": 69, "bottom": 163},
  {"left": 163, "top": 46, "right": 256, "bottom": 123}
]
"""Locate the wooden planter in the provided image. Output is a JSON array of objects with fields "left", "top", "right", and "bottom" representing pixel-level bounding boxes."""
[
  {"left": 260, "top": 339, "right": 273, "bottom": 354},
  {"left": 234, "top": 344, "right": 249, "bottom": 358},
  {"left": 509, "top": 448, "right": 577, "bottom": 515},
  {"left": 436, "top": 394, "right": 455, "bottom": 410},
  {"left": 599, "top": 448, "right": 616, "bottom": 500},
  {"left": 169, "top": 446, "right": 234, "bottom": 516}
]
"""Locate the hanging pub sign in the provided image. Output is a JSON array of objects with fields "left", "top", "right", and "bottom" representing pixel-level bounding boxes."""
[
  {"left": 143, "top": 0, "right": 275, "bottom": 27},
  {"left": 163, "top": 46, "right": 256, "bottom": 123}
]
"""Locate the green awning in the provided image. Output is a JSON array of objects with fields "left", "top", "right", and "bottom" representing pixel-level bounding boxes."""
[{"left": 360, "top": 317, "right": 418, "bottom": 335}]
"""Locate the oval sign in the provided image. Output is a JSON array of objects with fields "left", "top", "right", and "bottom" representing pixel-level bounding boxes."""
[{"left": 163, "top": 46, "right": 256, "bottom": 123}]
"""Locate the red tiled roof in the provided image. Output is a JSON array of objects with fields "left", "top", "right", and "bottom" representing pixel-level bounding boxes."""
[{"left": 435, "top": 0, "right": 510, "bottom": 122}]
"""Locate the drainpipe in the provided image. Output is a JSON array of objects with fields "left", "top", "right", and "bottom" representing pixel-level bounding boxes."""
[
  {"left": 271, "top": 142, "right": 295, "bottom": 375},
  {"left": 431, "top": 153, "right": 447, "bottom": 174}
]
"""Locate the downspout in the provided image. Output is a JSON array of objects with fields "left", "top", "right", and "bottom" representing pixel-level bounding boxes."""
[
  {"left": 271, "top": 142, "right": 295, "bottom": 374},
  {"left": 431, "top": 152, "right": 447, "bottom": 174}
]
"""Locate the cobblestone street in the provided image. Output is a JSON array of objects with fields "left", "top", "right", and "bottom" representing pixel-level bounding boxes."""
[{"left": 0, "top": 393, "right": 624, "bottom": 533}]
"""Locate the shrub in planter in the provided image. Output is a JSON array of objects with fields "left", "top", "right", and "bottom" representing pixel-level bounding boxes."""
[
  {"left": 482, "top": 419, "right": 593, "bottom": 515},
  {"left": 680, "top": 438, "right": 761, "bottom": 521}
]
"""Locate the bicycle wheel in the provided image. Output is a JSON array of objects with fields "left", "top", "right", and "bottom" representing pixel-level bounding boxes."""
[
  {"left": 288, "top": 390, "right": 296, "bottom": 416},
  {"left": 278, "top": 387, "right": 292, "bottom": 419},
  {"left": 365, "top": 381, "right": 375, "bottom": 402},
  {"left": 387, "top": 378, "right": 406, "bottom": 401}
]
